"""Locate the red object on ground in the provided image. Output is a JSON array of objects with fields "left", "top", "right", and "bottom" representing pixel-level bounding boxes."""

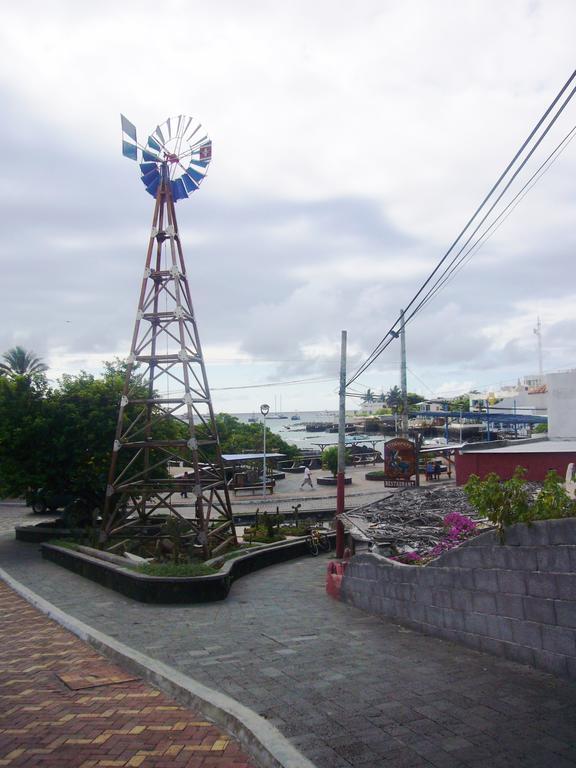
[{"left": 326, "top": 560, "right": 348, "bottom": 599}]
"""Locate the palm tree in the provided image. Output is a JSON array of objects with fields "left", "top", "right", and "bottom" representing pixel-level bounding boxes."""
[
  {"left": 362, "top": 388, "right": 375, "bottom": 404},
  {"left": 0, "top": 346, "right": 48, "bottom": 378},
  {"left": 386, "top": 385, "right": 403, "bottom": 414}
]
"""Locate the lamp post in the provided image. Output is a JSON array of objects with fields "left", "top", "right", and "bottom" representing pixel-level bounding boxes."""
[{"left": 260, "top": 404, "right": 270, "bottom": 498}]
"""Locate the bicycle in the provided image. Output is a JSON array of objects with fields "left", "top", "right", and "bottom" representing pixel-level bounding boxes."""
[{"left": 306, "top": 526, "right": 331, "bottom": 556}]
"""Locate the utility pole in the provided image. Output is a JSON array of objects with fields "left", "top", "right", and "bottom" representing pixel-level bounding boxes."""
[
  {"left": 534, "top": 316, "right": 544, "bottom": 380},
  {"left": 336, "top": 330, "right": 347, "bottom": 559},
  {"left": 400, "top": 309, "right": 409, "bottom": 437}
]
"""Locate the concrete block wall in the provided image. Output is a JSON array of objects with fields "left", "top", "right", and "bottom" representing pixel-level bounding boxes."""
[{"left": 340, "top": 518, "right": 576, "bottom": 679}]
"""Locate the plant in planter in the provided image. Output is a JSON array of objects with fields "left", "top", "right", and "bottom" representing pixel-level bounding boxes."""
[
  {"left": 321, "top": 446, "right": 352, "bottom": 476},
  {"left": 465, "top": 466, "right": 576, "bottom": 542}
]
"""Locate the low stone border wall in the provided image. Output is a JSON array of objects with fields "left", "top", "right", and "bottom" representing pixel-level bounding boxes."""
[
  {"left": 339, "top": 518, "right": 576, "bottom": 679},
  {"left": 42, "top": 533, "right": 334, "bottom": 604}
]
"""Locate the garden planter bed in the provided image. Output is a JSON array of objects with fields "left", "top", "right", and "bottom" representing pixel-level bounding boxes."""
[
  {"left": 316, "top": 476, "right": 352, "bottom": 486},
  {"left": 15, "top": 520, "right": 84, "bottom": 543},
  {"left": 365, "top": 470, "right": 386, "bottom": 481},
  {"left": 41, "top": 535, "right": 320, "bottom": 604}
]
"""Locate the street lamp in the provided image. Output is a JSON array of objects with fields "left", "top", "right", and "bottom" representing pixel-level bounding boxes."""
[{"left": 260, "top": 404, "right": 270, "bottom": 498}]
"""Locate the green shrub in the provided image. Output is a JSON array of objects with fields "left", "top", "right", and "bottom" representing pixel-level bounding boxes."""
[
  {"left": 136, "top": 562, "right": 218, "bottom": 577},
  {"left": 465, "top": 466, "right": 575, "bottom": 542}
]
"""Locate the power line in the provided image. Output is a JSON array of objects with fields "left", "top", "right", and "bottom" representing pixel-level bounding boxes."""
[
  {"left": 403, "top": 122, "right": 576, "bottom": 324},
  {"left": 347, "top": 69, "right": 576, "bottom": 387},
  {"left": 212, "top": 375, "right": 337, "bottom": 391}
]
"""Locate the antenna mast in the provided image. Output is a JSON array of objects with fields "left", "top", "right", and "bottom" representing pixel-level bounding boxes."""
[{"left": 534, "top": 316, "right": 544, "bottom": 379}]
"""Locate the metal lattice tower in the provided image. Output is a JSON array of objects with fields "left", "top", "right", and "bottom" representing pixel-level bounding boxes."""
[{"left": 101, "top": 115, "right": 237, "bottom": 558}]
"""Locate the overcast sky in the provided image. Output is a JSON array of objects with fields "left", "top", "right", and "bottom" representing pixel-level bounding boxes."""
[{"left": 0, "top": 0, "right": 575, "bottom": 412}]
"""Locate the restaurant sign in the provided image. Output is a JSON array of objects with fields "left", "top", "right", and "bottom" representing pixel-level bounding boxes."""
[{"left": 384, "top": 438, "right": 417, "bottom": 486}]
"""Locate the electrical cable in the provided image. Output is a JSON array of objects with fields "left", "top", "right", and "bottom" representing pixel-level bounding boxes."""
[
  {"left": 347, "top": 71, "right": 576, "bottom": 387},
  {"left": 403, "top": 122, "right": 576, "bottom": 324}
]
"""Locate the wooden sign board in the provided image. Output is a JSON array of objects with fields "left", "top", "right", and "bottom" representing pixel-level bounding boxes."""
[{"left": 384, "top": 438, "right": 417, "bottom": 486}]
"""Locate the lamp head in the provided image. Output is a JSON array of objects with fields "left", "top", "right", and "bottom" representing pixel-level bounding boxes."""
[{"left": 260, "top": 404, "right": 270, "bottom": 416}]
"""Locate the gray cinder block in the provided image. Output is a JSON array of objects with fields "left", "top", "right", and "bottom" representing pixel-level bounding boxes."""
[
  {"left": 532, "top": 648, "right": 569, "bottom": 676},
  {"left": 541, "top": 625, "right": 576, "bottom": 656},
  {"left": 554, "top": 573, "right": 576, "bottom": 601},
  {"left": 497, "top": 570, "right": 528, "bottom": 595},
  {"left": 473, "top": 569, "right": 499, "bottom": 592},
  {"left": 485, "top": 614, "right": 516, "bottom": 643},
  {"left": 522, "top": 597, "right": 557, "bottom": 625},
  {"left": 495, "top": 593, "right": 525, "bottom": 620},
  {"left": 526, "top": 572, "right": 557, "bottom": 599},
  {"left": 472, "top": 591, "right": 498, "bottom": 614},
  {"left": 536, "top": 547, "right": 574, "bottom": 573},
  {"left": 555, "top": 600, "right": 576, "bottom": 629},
  {"left": 511, "top": 620, "right": 542, "bottom": 650}
]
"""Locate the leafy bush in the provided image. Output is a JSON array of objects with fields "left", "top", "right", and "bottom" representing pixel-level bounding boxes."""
[
  {"left": 465, "top": 466, "right": 575, "bottom": 541},
  {"left": 321, "top": 446, "right": 352, "bottom": 476}
]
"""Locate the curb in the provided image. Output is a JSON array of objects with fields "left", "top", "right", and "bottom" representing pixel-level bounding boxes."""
[{"left": 0, "top": 566, "right": 316, "bottom": 768}]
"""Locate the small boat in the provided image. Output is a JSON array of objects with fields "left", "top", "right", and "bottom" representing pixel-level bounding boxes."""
[{"left": 291, "top": 414, "right": 301, "bottom": 421}]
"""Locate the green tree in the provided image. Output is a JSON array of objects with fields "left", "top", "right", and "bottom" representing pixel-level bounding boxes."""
[
  {"left": 321, "top": 445, "right": 351, "bottom": 476},
  {"left": 407, "top": 392, "right": 424, "bottom": 407},
  {"left": 0, "top": 346, "right": 48, "bottom": 378},
  {"left": 0, "top": 375, "right": 51, "bottom": 495},
  {"left": 385, "top": 385, "right": 403, "bottom": 413},
  {"left": 362, "top": 388, "right": 375, "bottom": 404},
  {"left": 0, "top": 362, "right": 184, "bottom": 500},
  {"left": 213, "top": 413, "right": 297, "bottom": 459},
  {"left": 449, "top": 394, "right": 470, "bottom": 412}
]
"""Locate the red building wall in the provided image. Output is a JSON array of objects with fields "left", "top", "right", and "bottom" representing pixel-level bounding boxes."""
[{"left": 455, "top": 451, "right": 576, "bottom": 485}]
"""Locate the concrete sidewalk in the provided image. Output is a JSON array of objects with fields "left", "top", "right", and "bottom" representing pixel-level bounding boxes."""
[
  {"left": 1, "top": 526, "right": 576, "bottom": 768},
  {"left": 0, "top": 580, "right": 255, "bottom": 768}
]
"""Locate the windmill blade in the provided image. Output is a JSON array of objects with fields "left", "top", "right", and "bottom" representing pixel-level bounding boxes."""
[
  {"left": 145, "top": 176, "right": 161, "bottom": 197},
  {"left": 155, "top": 124, "right": 166, "bottom": 145},
  {"left": 139, "top": 162, "right": 158, "bottom": 175},
  {"left": 182, "top": 174, "right": 198, "bottom": 193},
  {"left": 122, "top": 140, "right": 138, "bottom": 161},
  {"left": 171, "top": 178, "right": 189, "bottom": 201},
  {"left": 142, "top": 149, "right": 160, "bottom": 162},
  {"left": 147, "top": 137, "right": 162, "bottom": 153},
  {"left": 142, "top": 168, "right": 160, "bottom": 187},
  {"left": 121, "top": 114, "right": 137, "bottom": 142},
  {"left": 186, "top": 167, "right": 205, "bottom": 185}
]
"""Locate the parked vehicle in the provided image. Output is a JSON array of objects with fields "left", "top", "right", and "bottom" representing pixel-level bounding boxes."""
[{"left": 26, "top": 489, "right": 75, "bottom": 514}]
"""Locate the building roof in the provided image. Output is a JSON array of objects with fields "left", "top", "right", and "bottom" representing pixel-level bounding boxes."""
[
  {"left": 222, "top": 453, "right": 286, "bottom": 462},
  {"left": 461, "top": 439, "right": 576, "bottom": 455}
]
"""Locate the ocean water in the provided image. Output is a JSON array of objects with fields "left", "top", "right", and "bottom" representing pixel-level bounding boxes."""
[{"left": 233, "top": 411, "right": 388, "bottom": 453}]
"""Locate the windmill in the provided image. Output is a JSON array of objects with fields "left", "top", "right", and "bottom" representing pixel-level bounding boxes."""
[{"left": 101, "top": 114, "right": 237, "bottom": 559}]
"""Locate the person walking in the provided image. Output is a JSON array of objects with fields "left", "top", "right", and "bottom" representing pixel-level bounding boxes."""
[
  {"left": 181, "top": 471, "right": 190, "bottom": 498},
  {"left": 300, "top": 465, "right": 314, "bottom": 490}
]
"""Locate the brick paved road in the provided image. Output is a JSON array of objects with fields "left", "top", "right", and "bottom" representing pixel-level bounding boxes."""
[
  {"left": 0, "top": 581, "right": 254, "bottom": 768},
  {"left": 1, "top": 522, "right": 576, "bottom": 768}
]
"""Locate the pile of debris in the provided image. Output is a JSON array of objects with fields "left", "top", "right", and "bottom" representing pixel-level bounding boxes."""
[{"left": 340, "top": 485, "right": 487, "bottom": 555}]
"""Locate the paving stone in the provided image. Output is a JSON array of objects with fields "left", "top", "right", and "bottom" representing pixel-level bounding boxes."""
[
  {"left": 2, "top": 526, "right": 576, "bottom": 768},
  {"left": 0, "top": 581, "right": 256, "bottom": 768}
]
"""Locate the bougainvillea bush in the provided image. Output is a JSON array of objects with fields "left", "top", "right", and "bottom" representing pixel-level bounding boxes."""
[{"left": 390, "top": 511, "right": 478, "bottom": 564}]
